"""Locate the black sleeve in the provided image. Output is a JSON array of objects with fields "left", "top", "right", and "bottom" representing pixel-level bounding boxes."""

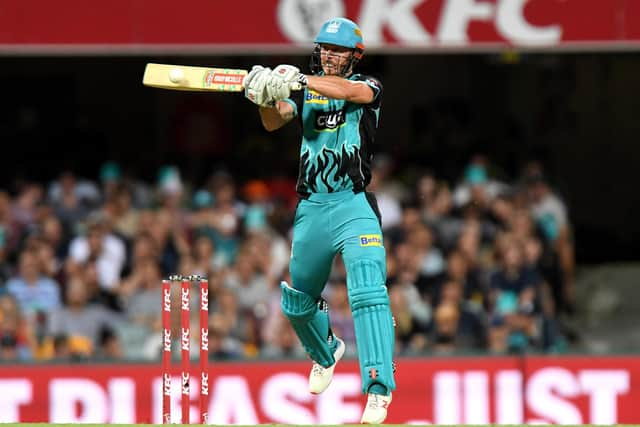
[
  {"left": 353, "top": 74, "right": 383, "bottom": 108},
  {"left": 287, "top": 89, "right": 306, "bottom": 123}
]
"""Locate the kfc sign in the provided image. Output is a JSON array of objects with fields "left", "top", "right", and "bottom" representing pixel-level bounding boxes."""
[
  {"left": 0, "top": 0, "right": 639, "bottom": 52},
  {"left": 0, "top": 356, "right": 638, "bottom": 423},
  {"left": 279, "top": 0, "right": 561, "bottom": 46}
]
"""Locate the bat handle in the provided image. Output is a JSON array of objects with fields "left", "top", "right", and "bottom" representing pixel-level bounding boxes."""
[{"left": 239, "top": 82, "right": 301, "bottom": 90}]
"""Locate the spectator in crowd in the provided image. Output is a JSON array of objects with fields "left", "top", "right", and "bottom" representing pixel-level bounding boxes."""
[
  {"left": 385, "top": 203, "right": 422, "bottom": 247},
  {"left": 191, "top": 233, "right": 218, "bottom": 279},
  {"left": 408, "top": 222, "right": 445, "bottom": 281},
  {"left": 99, "top": 162, "right": 123, "bottom": 203},
  {"left": 202, "top": 171, "right": 244, "bottom": 267},
  {"left": 65, "top": 214, "right": 126, "bottom": 310},
  {"left": 389, "top": 284, "right": 428, "bottom": 355},
  {"left": 420, "top": 180, "right": 460, "bottom": 252},
  {"left": 39, "top": 215, "right": 68, "bottom": 273},
  {"left": 429, "top": 303, "right": 460, "bottom": 354},
  {"left": 119, "top": 257, "right": 163, "bottom": 333},
  {"left": 6, "top": 249, "right": 61, "bottom": 319},
  {"left": 51, "top": 334, "right": 73, "bottom": 361},
  {"left": 435, "top": 249, "right": 486, "bottom": 309},
  {"left": 0, "top": 191, "right": 21, "bottom": 259},
  {"left": 415, "top": 170, "right": 438, "bottom": 213},
  {"left": 145, "top": 208, "right": 190, "bottom": 278},
  {"left": 452, "top": 155, "right": 511, "bottom": 213},
  {"left": 96, "top": 327, "right": 124, "bottom": 360},
  {"left": 0, "top": 294, "right": 32, "bottom": 361},
  {"left": 12, "top": 182, "right": 43, "bottom": 226},
  {"left": 488, "top": 235, "right": 544, "bottom": 353},
  {"left": 429, "top": 280, "right": 486, "bottom": 352},
  {"left": 211, "top": 287, "right": 257, "bottom": 357},
  {"left": 224, "top": 251, "right": 271, "bottom": 316},
  {"left": 47, "top": 275, "right": 123, "bottom": 359},
  {"left": 368, "top": 154, "right": 404, "bottom": 230},
  {"left": 47, "top": 171, "right": 99, "bottom": 234},
  {"left": 208, "top": 312, "right": 244, "bottom": 360},
  {"left": 102, "top": 182, "right": 140, "bottom": 241},
  {"left": 522, "top": 162, "right": 575, "bottom": 316},
  {"left": 99, "top": 162, "right": 155, "bottom": 209}
]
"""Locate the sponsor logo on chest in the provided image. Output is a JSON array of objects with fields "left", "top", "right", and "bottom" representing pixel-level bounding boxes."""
[
  {"left": 305, "top": 90, "right": 328, "bottom": 104},
  {"left": 314, "top": 109, "right": 346, "bottom": 131}
]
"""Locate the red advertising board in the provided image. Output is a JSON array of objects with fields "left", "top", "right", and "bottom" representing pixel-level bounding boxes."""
[
  {"left": 0, "top": 0, "right": 639, "bottom": 53},
  {"left": 0, "top": 355, "right": 637, "bottom": 424}
]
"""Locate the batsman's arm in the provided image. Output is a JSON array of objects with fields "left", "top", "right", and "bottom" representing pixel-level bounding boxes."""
[
  {"left": 259, "top": 101, "right": 295, "bottom": 132},
  {"left": 305, "top": 75, "right": 375, "bottom": 104}
]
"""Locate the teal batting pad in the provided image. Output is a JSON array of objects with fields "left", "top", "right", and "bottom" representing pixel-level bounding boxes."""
[
  {"left": 280, "top": 282, "right": 337, "bottom": 367},
  {"left": 346, "top": 259, "right": 396, "bottom": 394}
]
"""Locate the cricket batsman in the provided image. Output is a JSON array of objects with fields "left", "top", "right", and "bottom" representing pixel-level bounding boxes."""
[{"left": 243, "top": 17, "right": 396, "bottom": 423}]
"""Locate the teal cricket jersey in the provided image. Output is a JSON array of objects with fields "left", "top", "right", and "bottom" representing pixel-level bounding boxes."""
[{"left": 284, "top": 74, "right": 383, "bottom": 197}]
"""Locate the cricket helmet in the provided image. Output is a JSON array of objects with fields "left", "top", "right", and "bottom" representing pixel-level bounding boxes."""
[{"left": 310, "top": 17, "right": 365, "bottom": 76}]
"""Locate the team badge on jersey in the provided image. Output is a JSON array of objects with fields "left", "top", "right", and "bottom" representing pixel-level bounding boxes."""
[
  {"left": 305, "top": 90, "right": 329, "bottom": 104},
  {"left": 359, "top": 234, "right": 382, "bottom": 247},
  {"left": 366, "top": 78, "right": 381, "bottom": 90}
]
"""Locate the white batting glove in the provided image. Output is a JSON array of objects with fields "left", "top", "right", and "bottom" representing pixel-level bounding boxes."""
[
  {"left": 266, "top": 75, "right": 292, "bottom": 102},
  {"left": 271, "top": 64, "right": 308, "bottom": 88},
  {"left": 244, "top": 65, "right": 273, "bottom": 107}
]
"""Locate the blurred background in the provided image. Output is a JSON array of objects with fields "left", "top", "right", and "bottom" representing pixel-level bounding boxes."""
[{"left": 0, "top": 0, "right": 639, "bottom": 423}]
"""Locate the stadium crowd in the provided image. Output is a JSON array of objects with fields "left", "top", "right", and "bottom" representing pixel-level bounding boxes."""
[{"left": 0, "top": 155, "right": 576, "bottom": 362}]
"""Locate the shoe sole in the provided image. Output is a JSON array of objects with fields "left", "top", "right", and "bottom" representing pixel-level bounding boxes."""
[{"left": 309, "top": 338, "right": 346, "bottom": 394}]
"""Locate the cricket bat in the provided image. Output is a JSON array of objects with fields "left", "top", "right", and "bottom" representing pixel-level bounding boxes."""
[{"left": 142, "top": 63, "right": 302, "bottom": 92}]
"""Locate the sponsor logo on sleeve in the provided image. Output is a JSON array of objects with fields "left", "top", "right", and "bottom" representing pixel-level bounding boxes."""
[{"left": 359, "top": 234, "right": 383, "bottom": 247}]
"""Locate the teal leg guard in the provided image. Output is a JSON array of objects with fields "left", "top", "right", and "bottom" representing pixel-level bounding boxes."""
[
  {"left": 280, "top": 282, "right": 336, "bottom": 367},
  {"left": 347, "top": 259, "right": 396, "bottom": 394}
]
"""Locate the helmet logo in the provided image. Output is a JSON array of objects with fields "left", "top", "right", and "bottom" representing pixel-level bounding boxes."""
[{"left": 326, "top": 20, "right": 341, "bottom": 33}]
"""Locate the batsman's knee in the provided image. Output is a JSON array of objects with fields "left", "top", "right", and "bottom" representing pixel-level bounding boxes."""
[
  {"left": 346, "top": 258, "right": 389, "bottom": 308},
  {"left": 280, "top": 281, "right": 317, "bottom": 321},
  {"left": 279, "top": 281, "right": 336, "bottom": 367}
]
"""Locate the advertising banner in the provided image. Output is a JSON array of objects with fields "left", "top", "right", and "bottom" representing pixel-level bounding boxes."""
[
  {"left": 1, "top": 0, "right": 639, "bottom": 53},
  {"left": 0, "top": 355, "right": 637, "bottom": 424}
]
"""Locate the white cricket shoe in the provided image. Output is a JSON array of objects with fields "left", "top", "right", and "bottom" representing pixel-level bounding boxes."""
[
  {"left": 308, "top": 337, "right": 345, "bottom": 394},
  {"left": 360, "top": 392, "right": 392, "bottom": 424}
]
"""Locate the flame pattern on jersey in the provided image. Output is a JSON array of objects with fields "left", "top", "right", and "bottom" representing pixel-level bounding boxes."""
[{"left": 297, "top": 144, "right": 363, "bottom": 194}]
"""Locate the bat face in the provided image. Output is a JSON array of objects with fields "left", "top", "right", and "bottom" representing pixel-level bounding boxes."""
[{"left": 143, "top": 63, "right": 247, "bottom": 92}]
